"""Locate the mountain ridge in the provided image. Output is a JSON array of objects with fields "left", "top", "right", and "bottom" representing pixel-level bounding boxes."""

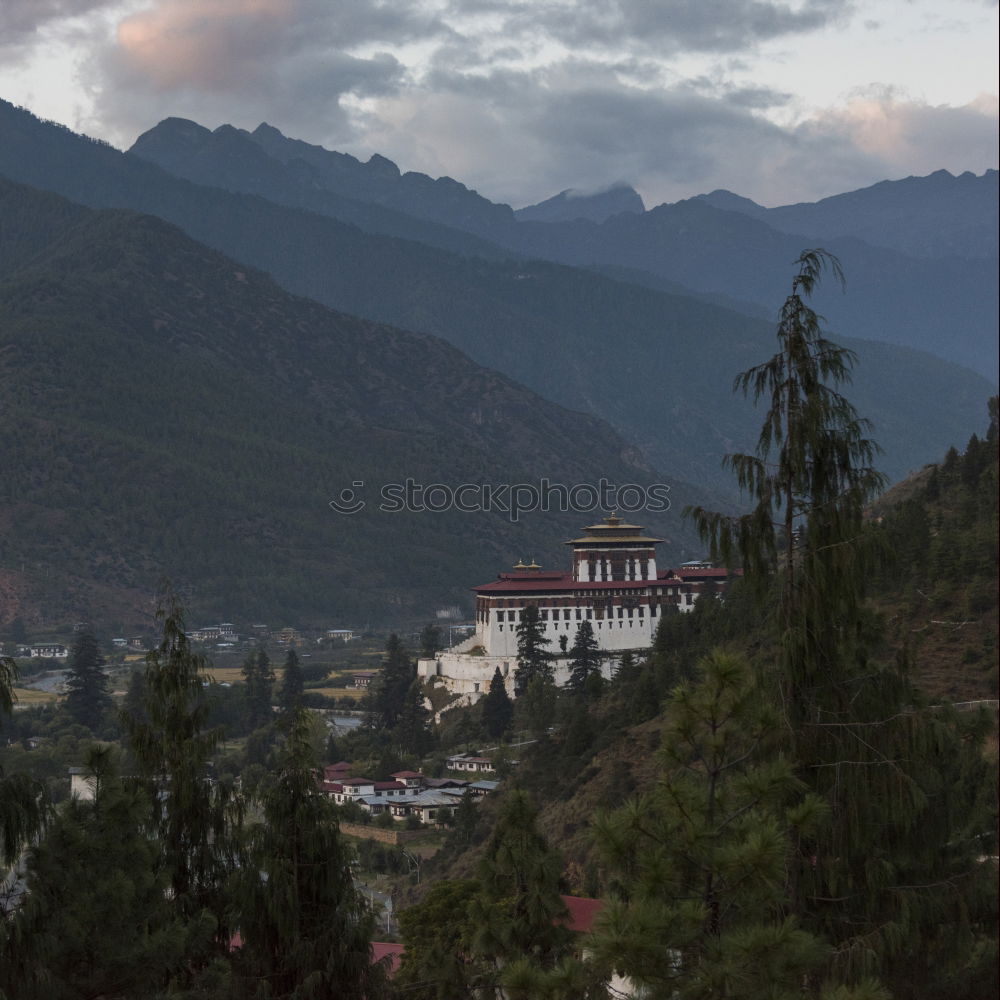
[
  {"left": 1, "top": 100, "right": 990, "bottom": 501},
  {"left": 127, "top": 113, "right": 999, "bottom": 379}
]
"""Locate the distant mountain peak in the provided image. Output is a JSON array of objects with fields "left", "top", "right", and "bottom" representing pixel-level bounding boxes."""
[
  {"left": 129, "top": 117, "right": 216, "bottom": 172},
  {"left": 694, "top": 189, "right": 768, "bottom": 218},
  {"left": 515, "top": 183, "right": 645, "bottom": 224},
  {"left": 252, "top": 121, "right": 284, "bottom": 141},
  {"left": 366, "top": 152, "right": 401, "bottom": 180},
  {"left": 132, "top": 116, "right": 211, "bottom": 151}
]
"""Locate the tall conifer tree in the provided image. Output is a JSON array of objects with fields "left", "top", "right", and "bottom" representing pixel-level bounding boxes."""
[
  {"left": 242, "top": 645, "right": 274, "bottom": 731},
  {"left": 123, "top": 595, "right": 231, "bottom": 939},
  {"left": 466, "top": 791, "right": 572, "bottom": 997},
  {"left": 566, "top": 620, "right": 602, "bottom": 696},
  {"left": 592, "top": 651, "right": 848, "bottom": 999},
  {"left": 394, "top": 679, "right": 433, "bottom": 756},
  {"left": 278, "top": 647, "right": 304, "bottom": 714},
  {"left": 0, "top": 656, "right": 45, "bottom": 867},
  {"left": 64, "top": 630, "right": 112, "bottom": 729},
  {"left": 1, "top": 746, "right": 188, "bottom": 1000},
  {"left": 687, "top": 250, "right": 997, "bottom": 994},
  {"left": 231, "top": 709, "right": 385, "bottom": 999},
  {"left": 481, "top": 667, "right": 514, "bottom": 738},
  {"left": 514, "top": 604, "right": 552, "bottom": 693},
  {"left": 419, "top": 623, "right": 443, "bottom": 659},
  {"left": 373, "top": 633, "right": 415, "bottom": 730}
]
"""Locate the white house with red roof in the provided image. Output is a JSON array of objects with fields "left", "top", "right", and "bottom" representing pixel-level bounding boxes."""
[{"left": 417, "top": 515, "right": 737, "bottom": 701}]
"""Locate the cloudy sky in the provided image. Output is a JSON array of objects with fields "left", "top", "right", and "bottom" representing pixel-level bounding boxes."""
[{"left": 1, "top": 0, "right": 996, "bottom": 208}]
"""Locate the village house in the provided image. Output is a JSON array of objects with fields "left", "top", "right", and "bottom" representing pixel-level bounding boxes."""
[
  {"left": 445, "top": 753, "right": 496, "bottom": 774},
  {"left": 390, "top": 770, "right": 424, "bottom": 788},
  {"left": 466, "top": 779, "right": 500, "bottom": 797},
  {"left": 28, "top": 642, "right": 68, "bottom": 659},
  {"left": 325, "top": 628, "right": 356, "bottom": 642},
  {"left": 320, "top": 776, "right": 423, "bottom": 806},
  {"left": 317, "top": 764, "right": 498, "bottom": 823},
  {"left": 387, "top": 789, "right": 464, "bottom": 825}
]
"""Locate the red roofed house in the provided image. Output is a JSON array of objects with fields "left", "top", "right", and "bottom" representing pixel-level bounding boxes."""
[
  {"left": 371, "top": 941, "right": 404, "bottom": 976},
  {"left": 390, "top": 770, "right": 425, "bottom": 788},
  {"left": 417, "top": 514, "right": 737, "bottom": 701},
  {"left": 558, "top": 894, "right": 604, "bottom": 934}
]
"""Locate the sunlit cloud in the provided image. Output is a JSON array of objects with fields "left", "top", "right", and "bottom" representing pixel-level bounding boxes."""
[{"left": 0, "top": 0, "right": 994, "bottom": 206}]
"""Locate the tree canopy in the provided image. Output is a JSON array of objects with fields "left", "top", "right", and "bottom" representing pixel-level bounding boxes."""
[{"left": 63, "top": 630, "right": 112, "bottom": 730}]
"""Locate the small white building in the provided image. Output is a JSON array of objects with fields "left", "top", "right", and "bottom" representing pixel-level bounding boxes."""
[
  {"left": 388, "top": 790, "right": 461, "bottom": 825},
  {"left": 29, "top": 643, "right": 69, "bottom": 659},
  {"left": 321, "top": 777, "right": 422, "bottom": 805},
  {"left": 326, "top": 629, "right": 356, "bottom": 642},
  {"left": 446, "top": 753, "right": 496, "bottom": 774}
]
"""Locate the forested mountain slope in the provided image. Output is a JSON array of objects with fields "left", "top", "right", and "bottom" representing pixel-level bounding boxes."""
[
  {"left": 1, "top": 100, "right": 990, "bottom": 497},
  {"left": 0, "top": 176, "right": 680, "bottom": 628}
]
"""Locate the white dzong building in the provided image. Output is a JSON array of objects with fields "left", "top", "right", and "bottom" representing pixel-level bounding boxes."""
[{"left": 417, "top": 514, "right": 735, "bottom": 703}]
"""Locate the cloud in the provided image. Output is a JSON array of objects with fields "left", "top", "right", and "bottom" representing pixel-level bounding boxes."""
[
  {"left": 361, "top": 62, "right": 800, "bottom": 206},
  {"left": 4, "top": 0, "right": 994, "bottom": 209},
  {"left": 445, "top": 0, "right": 854, "bottom": 55},
  {"left": 83, "top": 0, "right": 447, "bottom": 146},
  {"left": 796, "top": 89, "right": 1000, "bottom": 185},
  {"left": 360, "top": 63, "right": 997, "bottom": 209},
  {"left": 110, "top": 0, "right": 441, "bottom": 91},
  {"left": 0, "top": 0, "right": 117, "bottom": 60}
]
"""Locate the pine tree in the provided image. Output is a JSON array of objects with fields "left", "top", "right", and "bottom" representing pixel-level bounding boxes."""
[
  {"left": 230, "top": 709, "right": 386, "bottom": 999},
  {"left": 466, "top": 791, "right": 572, "bottom": 997},
  {"left": 0, "top": 746, "right": 189, "bottom": 1000},
  {"left": 481, "top": 667, "right": 514, "bottom": 739},
  {"left": 592, "top": 650, "right": 848, "bottom": 999},
  {"left": 394, "top": 679, "right": 433, "bottom": 756},
  {"left": 566, "top": 620, "right": 601, "bottom": 696},
  {"left": 0, "top": 656, "right": 46, "bottom": 867},
  {"left": 687, "top": 250, "right": 997, "bottom": 994},
  {"left": 241, "top": 645, "right": 274, "bottom": 731},
  {"left": 278, "top": 647, "right": 304, "bottom": 714},
  {"left": 63, "top": 630, "right": 112, "bottom": 729},
  {"left": 450, "top": 790, "right": 479, "bottom": 848},
  {"left": 514, "top": 604, "right": 552, "bottom": 693},
  {"left": 514, "top": 605, "right": 556, "bottom": 734},
  {"left": 613, "top": 649, "right": 639, "bottom": 685},
  {"left": 372, "top": 633, "right": 414, "bottom": 729},
  {"left": 122, "top": 668, "right": 148, "bottom": 729},
  {"left": 419, "top": 623, "right": 443, "bottom": 659},
  {"left": 395, "top": 879, "right": 481, "bottom": 999},
  {"left": 122, "top": 595, "right": 231, "bottom": 937}
]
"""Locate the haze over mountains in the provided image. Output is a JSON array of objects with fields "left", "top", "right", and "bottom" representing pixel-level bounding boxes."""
[
  {"left": 697, "top": 170, "right": 998, "bottom": 260},
  {"left": 128, "top": 114, "right": 998, "bottom": 378},
  {"left": 0, "top": 98, "right": 995, "bottom": 626}
]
